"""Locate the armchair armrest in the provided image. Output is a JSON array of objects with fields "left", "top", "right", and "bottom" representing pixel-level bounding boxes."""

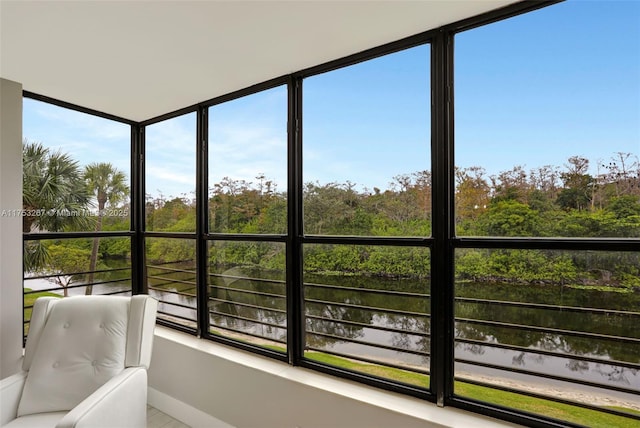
[
  {"left": 57, "top": 368, "right": 147, "bottom": 428},
  {"left": 0, "top": 371, "right": 27, "bottom": 425}
]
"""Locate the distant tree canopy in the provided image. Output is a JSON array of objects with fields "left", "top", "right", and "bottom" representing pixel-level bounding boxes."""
[
  {"left": 144, "top": 151, "right": 640, "bottom": 239},
  {"left": 24, "top": 141, "right": 640, "bottom": 288}
]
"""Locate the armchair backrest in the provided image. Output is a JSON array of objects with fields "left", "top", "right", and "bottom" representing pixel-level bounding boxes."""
[{"left": 17, "top": 295, "right": 157, "bottom": 417}]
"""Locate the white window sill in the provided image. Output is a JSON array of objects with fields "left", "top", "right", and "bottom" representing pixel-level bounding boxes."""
[{"left": 152, "top": 326, "right": 519, "bottom": 428}]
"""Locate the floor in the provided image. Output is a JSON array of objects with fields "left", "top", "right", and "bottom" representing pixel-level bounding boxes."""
[{"left": 147, "top": 405, "right": 190, "bottom": 428}]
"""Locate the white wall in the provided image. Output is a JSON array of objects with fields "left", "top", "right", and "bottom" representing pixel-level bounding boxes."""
[
  {"left": 0, "top": 78, "right": 24, "bottom": 379},
  {"left": 149, "top": 328, "right": 518, "bottom": 428}
]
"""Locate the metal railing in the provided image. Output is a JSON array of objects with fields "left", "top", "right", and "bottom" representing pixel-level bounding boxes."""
[
  {"left": 146, "top": 261, "right": 198, "bottom": 329},
  {"left": 23, "top": 266, "right": 133, "bottom": 338},
  {"left": 453, "top": 295, "right": 640, "bottom": 421}
]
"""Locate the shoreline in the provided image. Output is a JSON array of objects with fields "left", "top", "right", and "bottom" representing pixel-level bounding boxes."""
[{"left": 456, "top": 370, "right": 640, "bottom": 412}]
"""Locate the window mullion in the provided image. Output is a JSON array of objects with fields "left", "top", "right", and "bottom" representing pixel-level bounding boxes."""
[
  {"left": 430, "top": 29, "right": 456, "bottom": 407},
  {"left": 287, "top": 76, "right": 304, "bottom": 365},
  {"left": 131, "top": 124, "right": 146, "bottom": 295},
  {"left": 196, "top": 106, "right": 209, "bottom": 338}
]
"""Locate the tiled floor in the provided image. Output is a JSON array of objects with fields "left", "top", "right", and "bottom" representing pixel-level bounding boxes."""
[{"left": 147, "top": 405, "right": 190, "bottom": 428}]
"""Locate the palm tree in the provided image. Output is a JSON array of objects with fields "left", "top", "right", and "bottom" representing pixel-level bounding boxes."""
[
  {"left": 84, "top": 163, "right": 129, "bottom": 295},
  {"left": 22, "top": 141, "right": 90, "bottom": 272}
]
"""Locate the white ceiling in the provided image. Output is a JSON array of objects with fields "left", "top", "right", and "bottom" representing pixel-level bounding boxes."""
[{"left": 1, "top": 0, "right": 518, "bottom": 122}]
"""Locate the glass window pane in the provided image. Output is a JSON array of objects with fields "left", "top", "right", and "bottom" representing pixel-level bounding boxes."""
[
  {"left": 22, "top": 99, "right": 131, "bottom": 234},
  {"left": 146, "top": 237, "right": 197, "bottom": 329},
  {"left": 303, "top": 244, "right": 430, "bottom": 389},
  {"left": 303, "top": 45, "right": 431, "bottom": 237},
  {"left": 208, "top": 86, "right": 287, "bottom": 234},
  {"left": 455, "top": 1, "right": 640, "bottom": 238},
  {"left": 23, "top": 237, "right": 132, "bottom": 336},
  {"left": 145, "top": 113, "right": 196, "bottom": 232},
  {"left": 208, "top": 240, "right": 286, "bottom": 352},
  {"left": 455, "top": 248, "right": 640, "bottom": 424}
]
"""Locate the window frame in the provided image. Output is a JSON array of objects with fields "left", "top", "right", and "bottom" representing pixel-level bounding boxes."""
[{"left": 21, "top": 1, "right": 640, "bottom": 426}]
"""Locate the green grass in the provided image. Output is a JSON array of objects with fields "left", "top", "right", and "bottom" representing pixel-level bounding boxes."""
[
  {"left": 455, "top": 382, "right": 639, "bottom": 428},
  {"left": 306, "top": 351, "right": 429, "bottom": 388},
  {"left": 304, "top": 350, "right": 638, "bottom": 428},
  {"left": 189, "top": 331, "right": 640, "bottom": 427},
  {"left": 23, "top": 288, "right": 61, "bottom": 336}
]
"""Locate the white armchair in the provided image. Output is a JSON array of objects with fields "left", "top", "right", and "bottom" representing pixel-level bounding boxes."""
[{"left": 0, "top": 295, "right": 158, "bottom": 428}]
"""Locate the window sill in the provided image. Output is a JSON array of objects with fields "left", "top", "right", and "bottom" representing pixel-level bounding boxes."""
[{"left": 150, "top": 326, "right": 519, "bottom": 428}]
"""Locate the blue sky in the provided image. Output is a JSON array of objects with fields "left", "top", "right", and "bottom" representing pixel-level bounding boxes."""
[{"left": 23, "top": 0, "right": 639, "bottom": 199}]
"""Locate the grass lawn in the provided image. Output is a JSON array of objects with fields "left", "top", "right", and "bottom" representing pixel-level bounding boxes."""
[
  {"left": 220, "top": 340, "right": 638, "bottom": 427},
  {"left": 23, "top": 288, "right": 61, "bottom": 336},
  {"left": 306, "top": 351, "right": 638, "bottom": 428}
]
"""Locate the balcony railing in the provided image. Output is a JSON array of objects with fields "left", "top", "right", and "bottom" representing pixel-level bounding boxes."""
[{"left": 23, "top": 266, "right": 133, "bottom": 339}]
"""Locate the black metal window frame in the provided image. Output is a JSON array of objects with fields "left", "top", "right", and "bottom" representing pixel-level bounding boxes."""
[{"left": 21, "top": 1, "right": 640, "bottom": 427}]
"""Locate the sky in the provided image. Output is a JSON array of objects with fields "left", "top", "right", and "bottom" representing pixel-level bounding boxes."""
[{"left": 23, "top": 0, "right": 639, "bottom": 199}]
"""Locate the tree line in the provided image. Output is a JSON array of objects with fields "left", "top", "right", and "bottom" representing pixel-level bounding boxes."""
[
  {"left": 23, "top": 139, "right": 640, "bottom": 294},
  {"left": 23, "top": 141, "right": 128, "bottom": 295}
]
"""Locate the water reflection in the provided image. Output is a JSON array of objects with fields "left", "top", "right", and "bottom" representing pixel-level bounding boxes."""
[
  {"left": 31, "top": 264, "right": 638, "bottom": 397},
  {"left": 198, "top": 268, "right": 640, "bottom": 395}
]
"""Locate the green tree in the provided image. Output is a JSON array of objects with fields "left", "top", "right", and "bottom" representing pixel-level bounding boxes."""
[
  {"left": 84, "top": 163, "right": 128, "bottom": 294},
  {"left": 482, "top": 200, "right": 541, "bottom": 237},
  {"left": 557, "top": 156, "right": 593, "bottom": 211},
  {"left": 22, "top": 141, "right": 90, "bottom": 272},
  {"left": 45, "top": 244, "right": 92, "bottom": 297},
  {"left": 455, "top": 166, "right": 490, "bottom": 226}
]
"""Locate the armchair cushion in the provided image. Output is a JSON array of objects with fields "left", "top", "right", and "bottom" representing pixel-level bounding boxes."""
[
  {"left": 17, "top": 296, "right": 130, "bottom": 417},
  {"left": 57, "top": 367, "right": 147, "bottom": 428},
  {"left": 2, "top": 412, "right": 66, "bottom": 428},
  {"left": 0, "top": 372, "right": 27, "bottom": 425}
]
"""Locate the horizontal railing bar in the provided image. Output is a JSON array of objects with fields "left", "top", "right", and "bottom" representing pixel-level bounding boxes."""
[
  {"left": 210, "top": 285, "right": 285, "bottom": 300},
  {"left": 24, "top": 266, "right": 131, "bottom": 281},
  {"left": 155, "top": 299, "right": 197, "bottom": 311},
  {"left": 456, "top": 297, "right": 640, "bottom": 317},
  {"left": 306, "top": 298, "right": 429, "bottom": 318},
  {"left": 24, "top": 285, "right": 77, "bottom": 294},
  {"left": 23, "top": 289, "right": 131, "bottom": 324},
  {"left": 454, "top": 377, "right": 640, "bottom": 423},
  {"left": 23, "top": 279, "right": 132, "bottom": 295},
  {"left": 208, "top": 272, "right": 285, "bottom": 285},
  {"left": 306, "top": 313, "right": 430, "bottom": 337},
  {"left": 455, "top": 337, "right": 640, "bottom": 370},
  {"left": 305, "top": 345, "right": 431, "bottom": 376},
  {"left": 147, "top": 265, "right": 197, "bottom": 275},
  {"left": 144, "top": 232, "right": 196, "bottom": 239},
  {"left": 147, "top": 259, "right": 195, "bottom": 266},
  {"left": 209, "top": 297, "right": 287, "bottom": 314},
  {"left": 206, "top": 233, "right": 287, "bottom": 242},
  {"left": 455, "top": 358, "right": 640, "bottom": 395},
  {"left": 456, "top": 318, "right": 640, "bottom": 343},
  {"left": 302, "top": 235, "right": 433, "bottom": 247},
  {"left": 148, "top": 282, "right": 196, "bottom": 296},
  {"left": 307, "top": 331, "right": 430, "bottom": 357},
  {"left": 209, "top": 324, "right": 287, "bottom": 344},
  {"left": 148, "top": 279, "right": 196, "bottom": 291},
  {"left": 209, "top": 310, "right": 286, "bottom": 330},
  {"left": 147, "top": 275, "right": 196, "bottom": 290},
  {"left": 82, "top": 277, "right": 131, "bottom": 288},
  {"left": 305, "top": 281, "right": 430, "bottom": 299},
  {"left": 148, "top": 285, "right": 196, "bottom": 297},
  {"left": 24, "top": 231, "right": 133, "bottom": 240},
  {"left": 157, "top": 310, "right": 196, "bottom": 323},
  {"left": 156, "top": 318, "right": 197, "bottom": 334},
  {"left": 98, "top": 289, "right": 131, "bottom": 296},
  {"left": 454, "top": 237, "right": 640, "bottom": 251},
  {"left": 147, "top": 275, "right": 197, "bottom": 287}
]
